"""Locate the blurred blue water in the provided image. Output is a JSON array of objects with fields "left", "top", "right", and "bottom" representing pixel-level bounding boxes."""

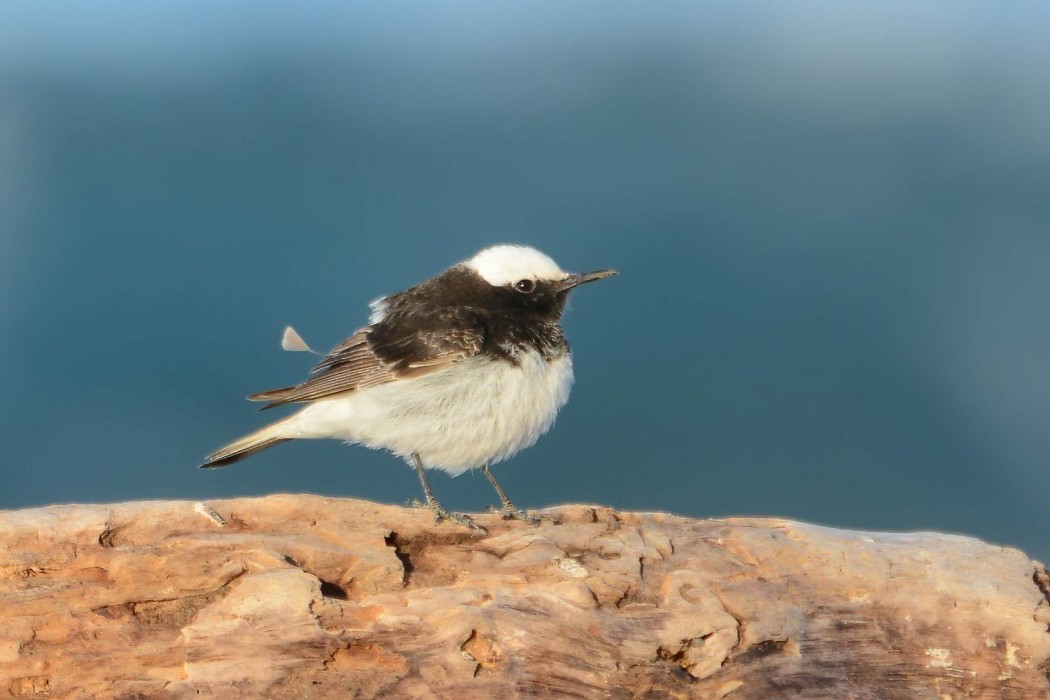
[{"left": 2, "top": 2, "right": 1048, "bottom": 560}]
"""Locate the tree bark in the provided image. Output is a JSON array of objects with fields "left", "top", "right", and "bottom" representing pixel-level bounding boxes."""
[{"left": 2, "top": 495, "right": 1048, "bottom": 698}]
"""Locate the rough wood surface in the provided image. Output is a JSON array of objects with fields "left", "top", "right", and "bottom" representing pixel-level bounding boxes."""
[{"left": 2, "top": 494, "right": 1048, "bottom": 699}]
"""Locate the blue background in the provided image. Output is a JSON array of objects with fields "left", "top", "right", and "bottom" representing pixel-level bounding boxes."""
[{"left": 2, "top": 3, "right": 1047, "bottom": 561}]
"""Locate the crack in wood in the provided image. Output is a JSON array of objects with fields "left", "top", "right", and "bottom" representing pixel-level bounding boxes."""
[{"left": 384, "top": 532, "right": 414, "bottom": 586}]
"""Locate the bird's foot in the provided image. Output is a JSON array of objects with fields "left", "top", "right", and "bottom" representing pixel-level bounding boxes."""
[
  {"left": 503, "top": 507, "right": 541, "bottom": 524},
  {"left": 429, "top": 502, "right": 487, "bottom": 533},
  {"left": 486, "top": 503, "right": 541, "bottom": 524}
]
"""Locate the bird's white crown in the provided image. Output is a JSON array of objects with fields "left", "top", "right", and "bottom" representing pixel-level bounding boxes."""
[{"left": 464, "top": 245, "right": 569, "bottom": 287}]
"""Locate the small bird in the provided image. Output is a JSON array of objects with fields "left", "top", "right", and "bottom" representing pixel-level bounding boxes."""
[{"left": 201, "top": 244, "right": 616, "bottom": 529}]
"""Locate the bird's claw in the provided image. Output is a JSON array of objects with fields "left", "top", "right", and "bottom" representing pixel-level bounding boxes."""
[
  {"left": 499, "top": 506, "right": 541, "bottom": 525},
  {"left": 485, "top": 502, "right": 540, "bottom": 524},
  {"left": 430, "top": 504, "right": 487, "bottom": 533}
]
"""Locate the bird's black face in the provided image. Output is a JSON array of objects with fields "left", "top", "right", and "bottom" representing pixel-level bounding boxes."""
[
  {"left": 494, "top": 278, "right": 567, "bottom": 320},
  {"left": 495, "top": 269, "right": 617, "bottom": 321}
]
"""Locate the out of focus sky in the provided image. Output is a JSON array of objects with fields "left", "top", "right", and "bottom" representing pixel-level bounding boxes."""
[{"left": 2, "top": 3, "right": 1048, "bottom": 560}]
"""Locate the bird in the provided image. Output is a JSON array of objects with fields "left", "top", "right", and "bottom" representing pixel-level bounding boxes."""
[{"left": 200, "top": 244, "right": 617, "bottom": 530}]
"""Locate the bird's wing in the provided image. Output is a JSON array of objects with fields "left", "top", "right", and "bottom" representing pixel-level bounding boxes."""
[{"left": 248, "top": 307, "right": 486, "bottom": 409}]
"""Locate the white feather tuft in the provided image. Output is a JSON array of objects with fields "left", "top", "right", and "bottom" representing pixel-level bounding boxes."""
[
  {"left": 368, "top": 296, "right": 390, "bottom": 325},
  {"left": 281, "top": 325, "right": 315, "bottom": 353}
]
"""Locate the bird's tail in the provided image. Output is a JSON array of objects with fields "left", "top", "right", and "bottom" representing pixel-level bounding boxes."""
[{"left": 200, "top": 417, "right": 295, "bottom": 468}]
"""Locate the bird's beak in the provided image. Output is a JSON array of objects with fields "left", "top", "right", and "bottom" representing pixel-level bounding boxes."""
[{"left": 554, "top": 268, "right": 618, "bottom": 293}]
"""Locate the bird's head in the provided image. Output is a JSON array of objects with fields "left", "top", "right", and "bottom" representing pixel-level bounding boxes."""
[{"left": 464, "top": 244, "right": 617, "bottom": 319}]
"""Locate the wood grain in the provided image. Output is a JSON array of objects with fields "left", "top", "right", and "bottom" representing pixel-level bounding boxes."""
[{"left": 2, "top": 495, "right": 1047, "bottom": 698}]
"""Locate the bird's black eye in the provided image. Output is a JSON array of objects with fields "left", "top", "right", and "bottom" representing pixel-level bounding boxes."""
[{"left": 514, "top": 279, "right": 535, "bottom": 293}]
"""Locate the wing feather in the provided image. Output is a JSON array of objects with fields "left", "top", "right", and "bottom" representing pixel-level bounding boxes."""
[{"left": 249, "top": 307, "right": 485, "bottom": 409}]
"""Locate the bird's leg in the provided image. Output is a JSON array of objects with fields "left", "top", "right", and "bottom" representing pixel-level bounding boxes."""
[
  {"left": 412, "top": 454, "right": 485, "bottom": 532},
  {"left": 482, "top": 464, "right": 539, "bottom": 524}
]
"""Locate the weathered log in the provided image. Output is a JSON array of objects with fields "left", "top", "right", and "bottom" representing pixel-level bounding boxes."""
[{"left": 2, "top": 494, "right": 1048, "bottom": 698}]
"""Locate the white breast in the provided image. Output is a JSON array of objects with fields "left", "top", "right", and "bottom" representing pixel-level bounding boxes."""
[{"left": 290, "top": 351, "right": 574, "bottom": 475}]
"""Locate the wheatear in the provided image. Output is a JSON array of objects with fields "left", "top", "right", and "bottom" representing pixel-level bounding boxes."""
[{"left": 201, "top": 244, "right": 616, "bottom": 530}]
